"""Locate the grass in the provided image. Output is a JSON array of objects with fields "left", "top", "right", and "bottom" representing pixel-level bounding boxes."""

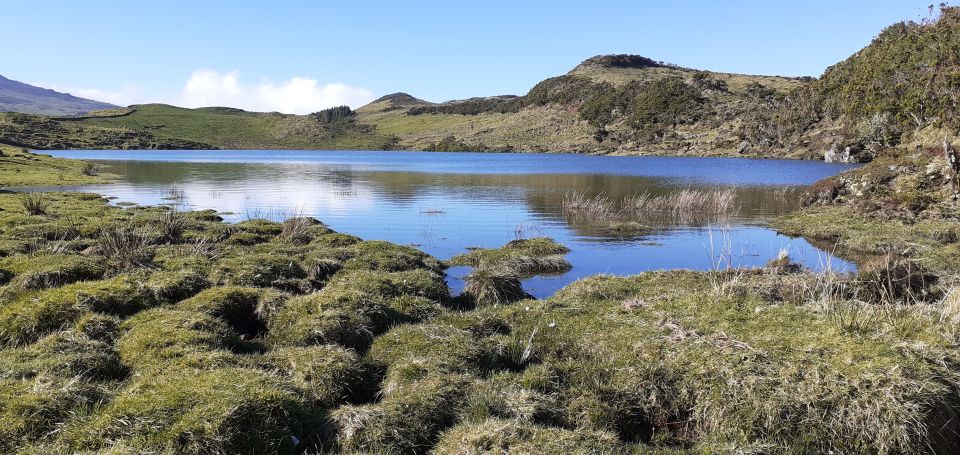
[
  {"left": 79, "top": 103, "right": 394, "bottom": 150},
  {"left": 563, "top": 188, "right": 740, "bottom": 224},
  {"left": 1, "top": 148, "right": 959, "bottom": 452},
  {"left": 450, "top": 237, "right": 572, "bottom": 278},
  {"left": 0, "top": 144, "right": 116, "bottom": 187}
]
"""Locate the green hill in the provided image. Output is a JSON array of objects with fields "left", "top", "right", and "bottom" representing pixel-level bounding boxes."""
[
  {"left": 2, "top": 7, "right": 959, "bottom": 159},
  {"left": 78, "top": 104, "right": 396, "bottom": 150}
]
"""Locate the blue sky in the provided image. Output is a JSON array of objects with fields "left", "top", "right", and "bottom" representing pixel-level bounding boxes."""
[{"left": 2, "top": 0, "right": 937, "bottom": 113}]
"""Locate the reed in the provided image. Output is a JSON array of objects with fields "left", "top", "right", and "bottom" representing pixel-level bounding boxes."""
[
  {"left": 19, "top": 193, "right": 49, "bottom": 216},
  {"left": 560, "top": 190, "right": 615, "bottom": 220},
  {"left": 562, "top": 188, "right": 739, "bottom": 224},
  {"left": 98, "top": 227, "right": 153, "bottom": 270}
]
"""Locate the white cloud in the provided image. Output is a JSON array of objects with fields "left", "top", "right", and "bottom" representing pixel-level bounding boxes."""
[
  {"left": 33, "top": 82, "right": 144, "bottom": 106},
  {"left": 177, "top": 69, "right": 375, "bottom": 114}
]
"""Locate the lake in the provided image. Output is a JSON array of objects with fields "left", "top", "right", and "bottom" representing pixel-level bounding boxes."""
[{"left": 45, "top": 150, "right": 861, "bottom": 298}]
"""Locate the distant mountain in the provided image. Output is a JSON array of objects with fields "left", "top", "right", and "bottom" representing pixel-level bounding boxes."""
[{"left": 0, "top": 74, "right": 119, "bottom": 116}]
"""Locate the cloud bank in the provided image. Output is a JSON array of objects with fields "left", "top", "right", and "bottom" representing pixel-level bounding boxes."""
[{"left": 177, "top": 70, "right": 375, "bottom": 114}]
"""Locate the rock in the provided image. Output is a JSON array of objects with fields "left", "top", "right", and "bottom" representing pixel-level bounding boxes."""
[
  {"left": 737, "top": 140, "right": 752, "bottom": 153},
  {"left": 824, "top": 144, "right": 855, "bottom": 163}
]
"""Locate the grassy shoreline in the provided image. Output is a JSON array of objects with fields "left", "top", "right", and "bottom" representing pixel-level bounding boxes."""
[
  {"left": 0, "top": 144, "right": 116, "bottom": 187},
  {"left": 0, "top": 147, "right": 958, "bottom": 453}
]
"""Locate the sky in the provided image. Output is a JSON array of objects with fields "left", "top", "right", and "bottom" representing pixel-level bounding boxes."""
[{"left": 1, "top": 0, "right": 939, "bottom": 114}]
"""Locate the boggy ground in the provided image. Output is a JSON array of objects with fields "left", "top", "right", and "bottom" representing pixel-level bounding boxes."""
[
  {"left": 774, "top": 143, "right": 960, "bottom": 272},
  {"left": 0, "top": 186, "right": 959, "bottom": 454}
]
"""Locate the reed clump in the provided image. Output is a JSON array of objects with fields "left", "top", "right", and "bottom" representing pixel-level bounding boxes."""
[
  {"left": 19, "top": 193, "right": 49, "bottom": 216},
  {"left": 562, "top": 188, "right": 740, "bottom": 224}
]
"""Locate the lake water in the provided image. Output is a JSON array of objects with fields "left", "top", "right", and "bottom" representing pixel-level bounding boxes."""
[{"left": 46, "top": 150, "right": 860, "bottom": 298}]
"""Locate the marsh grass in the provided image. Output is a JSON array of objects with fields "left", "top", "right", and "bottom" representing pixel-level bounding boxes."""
[
  {"left": 19, "top": 193, "right": 49, "bottom": 216},
  {"left": 80, "top": 161, "right": 101, "bottom": 176},
  {"left": 156, "top": 207, "right": 187, "bottom": 242},
  {"left": 97, "top": 227, "right": 153, "bottom": 270},
  {"left": 463, "top": 268, "right": 528, "bottom": 306},
  {"left": 563, "top": 188, "right": 740, "bottom": 224}
]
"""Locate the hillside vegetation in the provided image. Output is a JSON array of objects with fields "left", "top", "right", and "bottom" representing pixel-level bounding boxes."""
[
  {"left": 1, "top": 7, "right": 959, "bottom": 160},
  {"left": 77, "top": 104, "right": 397, "bottom": 150}
]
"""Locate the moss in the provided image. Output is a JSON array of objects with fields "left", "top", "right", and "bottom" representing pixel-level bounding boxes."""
[
  {"left": 504, "top": 272, "right": 960, "bottom": 451},
  {"left": 116, "top": 308, "right": 240, "bottom": 371},
  {"left": 210, "top": 253, "right": 307, "bottom": 291},
  {"left": 0, "top": 148, "right": 116, "bottom": 187},
  {"left": 266, "top": 290, "right": 387, "bottom": 351},
  {"left": 64, "top": 367, "right": 321, "bottom": 455},
  {"left": 0, "top": 254, "right": 107, "bottom": 291},
  {"left": 774, "top": 205, "right": 960, "bottom": 272},
  {"left": 0, "top": 287, "right": 89, "bottom": 345},
  {"left": 0, "top": 274, "right": 170, "bottom": 339},
  {"left": 329, "top": 374, "right": 473, "bottom": 454},
  {"left": 433, "top": 418, "right": 624, "bottom": 454},
  {"left": 329, "top": 269, "right": 450, "bottom": 303},
  {"left": 462, "top": 269, "right": 529, "bottom": 307}
]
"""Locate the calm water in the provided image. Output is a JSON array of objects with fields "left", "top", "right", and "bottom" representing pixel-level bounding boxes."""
[{"left": 46, "top": 150, "right": 860, "bottom": 298}]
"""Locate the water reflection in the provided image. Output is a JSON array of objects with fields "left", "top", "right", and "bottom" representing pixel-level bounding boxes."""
[{"left": 44, "top": 150, "right": 860, "bottom": 298}]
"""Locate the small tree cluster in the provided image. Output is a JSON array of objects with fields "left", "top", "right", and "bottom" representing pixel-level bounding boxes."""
[{"left": 310, "top": 106, "right": 356, "bottom": 124}]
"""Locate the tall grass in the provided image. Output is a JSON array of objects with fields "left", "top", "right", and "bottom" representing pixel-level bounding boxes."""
[
  {"left": 19, "top": 193, "right": 49, "bottom": 216},
  {"left": 80, "top": 161, "right": 102, "bottom": 176},
  {"left": 560, "top": 191, "right": 615, "bottom": 220},
  {"left": 562, "top": 188, "right": 739, "bottom": 224},
  {"left": 98, "top": 227, "right": 153, "bottom": 269}
]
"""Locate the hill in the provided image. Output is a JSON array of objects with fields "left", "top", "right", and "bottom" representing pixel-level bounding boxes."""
[
  {"left": 2, "top": 6, "right": 959, "bottom": 158},
  {"left": 0, "top": 74, "right": 118, "bottom": 116},
  {"left": 77, "top": 104, "right": 396, "bottom": 150}
]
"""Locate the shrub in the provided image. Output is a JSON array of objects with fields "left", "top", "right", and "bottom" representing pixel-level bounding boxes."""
[
  {"left": 629, "top": 77, "right": 703, "bottom": 128},
  {"left": 80, "top": 161, "right": 101, "bottom": 176},
  {"left": 310, "top": 105, "right": 356, "bottom": 124}
]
